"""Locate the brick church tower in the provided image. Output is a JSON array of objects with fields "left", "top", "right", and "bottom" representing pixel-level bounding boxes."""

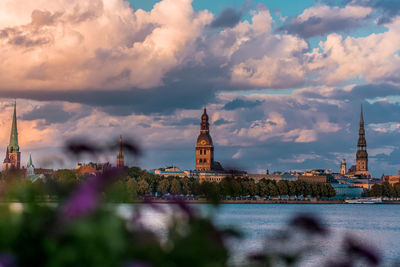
[
  {"left": 195, "top": 108, "right": 214, "bottom": 171},
  {"left": 3, "top": 101, "right": 20, "bottom": 170},
  {"left": 355, "top": 105, "right": 369, "bottom": 176},
  {"left": 116, "top": 136, "right": 124, "bottom": 168}
]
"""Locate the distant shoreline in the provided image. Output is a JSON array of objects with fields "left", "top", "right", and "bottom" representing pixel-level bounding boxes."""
[
  {"left": 3, "top": 199, "right": 400, "bottom": 204},
  {"left": 135, "top": 199, "right": 400, "bottom": 204},
  {"left": 141, "top": 199, "right": 345, "bottom": 204}
]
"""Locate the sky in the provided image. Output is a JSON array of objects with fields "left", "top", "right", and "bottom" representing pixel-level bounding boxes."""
[{"left": 0, "top": 0, "right": 400, "bottom": 177}]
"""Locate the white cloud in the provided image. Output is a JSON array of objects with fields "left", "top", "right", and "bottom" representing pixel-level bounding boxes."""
[
  {"left": 232, "top": 149, "right": 243, "bottom": 159},
  {"left": 279, "top": 153, "right": 319, "bottom": 163},
  {"left": 0, "top": 0, "right": 212, "bottom": 91},
  {"left": 308, "top": 17, "right": 400, "bottom": 86},
  {"left": 236, "top": 112, "right": 287, "bottom": 141},
  {"left": 296, "top": 4, "right": 372, "bottom": 23}
]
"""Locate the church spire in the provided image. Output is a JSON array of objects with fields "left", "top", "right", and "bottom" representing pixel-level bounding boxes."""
[
  {"left": 3, "top": 100, "right": 21, "bottom": 170},
  {"left": 118, "top": 136, "right": 123, "bottom": 157},
  {"left": 116, "top": 135, "right": 124, "bottom": 168},
  {"left": 201, "top": 107, "right": 209, "bottom": 132},
  {"left": 360, "top": 104, "right": 364, "bottom": 125},
  {"left": 358, "top": 105, "right": 366, "bottom": 148},
  {"left": 355, "top": 104, "right": 369, "bottom": 175},
  {"left": 8, "top": 101, "right": 19, "bottom": 153},
  {"left": 27, "top": 154, "right": 34, "bottom": 168}
]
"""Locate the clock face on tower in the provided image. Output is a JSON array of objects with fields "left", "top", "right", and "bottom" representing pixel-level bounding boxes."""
[{"left": 200, "top": 140, "right": 207, "bottom": 145}]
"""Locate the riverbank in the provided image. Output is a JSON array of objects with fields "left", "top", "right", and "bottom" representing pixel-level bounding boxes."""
[
  {"left": 137, "top": 198, "right": 346, "bottom": 204},
  {"left": 136, "top": 198, "right": 400, "bottom": 204},
  {"left": 3, "top": 198, "right": 400, "bottom": 204}
]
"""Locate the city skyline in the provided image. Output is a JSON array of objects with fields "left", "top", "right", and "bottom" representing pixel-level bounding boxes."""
[
  {"left": 0, "top": 0, "right": 399, "bottom": 176},
  {"left": 0, "top": 100, "right": 394, "bottom": 178}
]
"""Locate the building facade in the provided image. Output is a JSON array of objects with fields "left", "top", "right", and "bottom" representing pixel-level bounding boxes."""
[
  {"left": 3, "top": 102, "right": 21, "bottom": 170},
  {"left": 117, "top": 136, "right": 124, "bottom": 168},
  {"left": 340, "top": 159, "right": 347, "bottom": 175},
  {"left": 77, "top": 162, "right": 111, "bottom": 176},
  {"left": 382, "top": 171, "right": 400, "bottom": 185},
  {"left": 195, "top": 108, "right": 214, "bottom": 171}
]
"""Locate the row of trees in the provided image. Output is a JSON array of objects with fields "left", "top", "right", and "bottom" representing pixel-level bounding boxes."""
[
  {"left": 368, "top": 182, "right": 400, "bottom": 198},
  {"left": 0, "top": 167, "right": 336, "bottom": 202},
  {"left": 105, "top": 170, "right": 336, "bottom": 201}
]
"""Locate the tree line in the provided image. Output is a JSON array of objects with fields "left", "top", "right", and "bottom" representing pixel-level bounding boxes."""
[
  {"left": 368, "top": 182, "right": 400, "bottom": 198},
  {"left": 0, "top": 167, "right": 336, "bottom": 202},
  {"left": 106, "top": 168, "right": 337, "bottom": 201}
]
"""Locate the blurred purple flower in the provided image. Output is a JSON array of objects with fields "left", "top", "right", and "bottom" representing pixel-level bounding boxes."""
[
  {"left": 0, "top": 253, "right": 15, "bottom": 267},
  {"left": 142, "top": 198, "right": 165, "bottom": 214},
  {"left": 173, "top": 198, "right": 194, "bottom": 219},
  {"left": 325, "top": 260, "right": 352, "bottom": 267},
  {"left": 64, "top": 139, "right": 100, "bottom": 157},
  {"left": 289, "top": 213, "right": 328, "bottom": 236},
  {"left": 61, "top": 168, "right": 123, "bottom": 220},
  {"left": 124, "top": 262, "right": 151, "bottom": 267},
  {"left": 111, "top": 138, "right": 142, "bottom": 157},
  {"left": 345, "top": 237, "right": 380, "bottom": 265}
]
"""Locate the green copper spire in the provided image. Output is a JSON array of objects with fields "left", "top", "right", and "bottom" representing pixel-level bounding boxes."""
[
  {"left": 8, "top": 101, "right": 19, "bottom": 153},
  {"left": 27, "top": 154, "right": 34, "bottom": 168}
]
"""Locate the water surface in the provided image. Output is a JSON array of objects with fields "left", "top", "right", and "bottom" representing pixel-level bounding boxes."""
[{"left": 120, "top": 204, "right": 400, "bottom": 266}]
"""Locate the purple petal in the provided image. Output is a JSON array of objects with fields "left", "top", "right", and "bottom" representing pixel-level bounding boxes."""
[
  {"left": 60, "top": 168, "right": 123, "bottom": 220},
  {"left": 0, "top": 253, "right": 16, "bottom": 267},
  {"left": 345, "top": 237, "right": 380, "bottom": 265}
]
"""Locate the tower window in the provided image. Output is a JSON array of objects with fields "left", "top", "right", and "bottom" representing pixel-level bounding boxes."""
[
  {"left": 200, "top": 150, "right": 202, "bottom": 155},
  {"left": 204, "top": 150, "right": 207, "bottom": 155}
]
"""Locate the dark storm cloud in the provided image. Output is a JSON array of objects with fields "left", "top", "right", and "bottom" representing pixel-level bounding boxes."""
[
  {"left": 297, "top": 83, "right": 400, "bottom": 101},
  {"left": 214, "top": 118, "right": 233, "bottom": 126},
  {"left": 163, "top": 118, "right": 199, "bottom": 126},
  {"left": 278, "top": 15, "right": 367, "bottom": 39},
  {"left": 209, "top": 1, "right": 255, "bottom": 29},
  {"left": 209, "top": 8, "right": 243, "bottom": 29},
  {"left": 21, "top": 103, "right": 73, "bottom": 125},
  {"left": 223, "top": 98, "right": 263, "bottom": 110},
  {"left": 362, "top": 101, "right": 400, "bottom": 124},
  {"left": 1, "top": 86, "right": 214, "bottom": 116},
  {"left": 346, "top": 0, "right": 400, "bottom": 24},
  {"left": 0, "top": 57, "right": 233, "bottom": 115}
]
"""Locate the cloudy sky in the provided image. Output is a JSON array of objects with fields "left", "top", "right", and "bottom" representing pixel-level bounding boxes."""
[{"left": 1, "top": 0, "right": 400, "bottom": 176}]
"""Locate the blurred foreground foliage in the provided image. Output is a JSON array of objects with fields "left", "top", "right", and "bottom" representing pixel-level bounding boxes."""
[
  {"left": 0, "top": 168, "right": 237, "bottom": 267},
  {"left": 0, "top": 135, "right": 380, "bottom": 266},
  {"left": 0, "top": 168, "right": 381, "bottom": 267}
]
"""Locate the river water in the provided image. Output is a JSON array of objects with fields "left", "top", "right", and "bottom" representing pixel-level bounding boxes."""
[{"left": 119, "top": 204, "right": 400, "bottom": 266}]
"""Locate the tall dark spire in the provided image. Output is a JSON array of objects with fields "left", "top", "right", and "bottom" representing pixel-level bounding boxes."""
[
  {"left": 356, "top": 104, "right": 368, "bottom": 174},
  {"left": 118, "top": 136, "right": 123, "bottom": 157},
  {"left": 3, "top": 100, "right": 21, "bottom": 170},
  {"left": 117, "top": 135, "right": 124, "bottom": 168},
  {"left": 357, "top": 105, "right": 366, "bottom": 148},
  {"left": 8, "top": 101, "right": 19, "bottom": 153},
  {"left": 201, "top": 108, "right": 209, "bottom": 132}
]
